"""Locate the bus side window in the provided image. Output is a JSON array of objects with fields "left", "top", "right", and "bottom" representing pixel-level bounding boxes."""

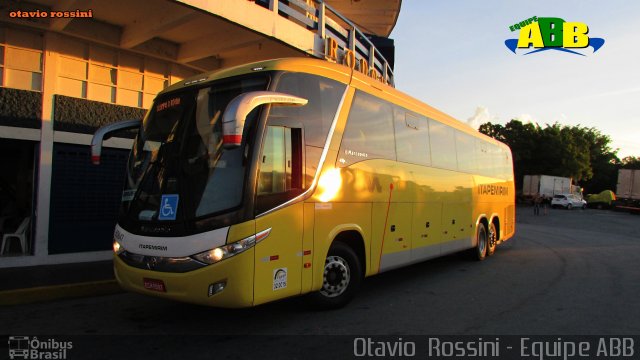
[
  {"left": 394, "top": 108, "right": 431, "bottom": 166},
  {"left": 455, "top": 130, "right": 477, "bottom": 173},
  {"left": 271, "top": 73, "right": 345, "bottom": 148},
  {"left": 429, "top": 120, "right": 457, "bottom": 171},
  {"left": 338, "top": 90, "right": 395, "bottom": 167},
  {"left": 503, "top": 148, "right": 514, "bottom": 180},
  {"left": 475, "top": 139, "right": 489, "bottom": 177},
  {"left": 270, "top": 72, "right": 346, "bottom": 187},
  {"left": 256, "top": 126, "right": 303, "bottom": 214}
]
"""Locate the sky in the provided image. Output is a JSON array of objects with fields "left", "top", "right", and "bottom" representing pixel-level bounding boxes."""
[{"left": 390, "top": 1, "right": 640, "bottom": 158}]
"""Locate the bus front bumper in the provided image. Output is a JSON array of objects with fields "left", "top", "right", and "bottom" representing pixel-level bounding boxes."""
[{"left": 113, "top": 248, "right": 255, "bottom": 308}]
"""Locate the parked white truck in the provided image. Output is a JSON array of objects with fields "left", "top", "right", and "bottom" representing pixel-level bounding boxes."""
[
  {"left": 523, "top": 175, "right": 574, "bottom": 199},
  {"left": 614, "top": 169, "right": 640, "bottom": 213}
]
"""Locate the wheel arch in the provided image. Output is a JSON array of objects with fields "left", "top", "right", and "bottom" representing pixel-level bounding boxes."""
[
  {"left": 309, "top": 228, "right": 366, "bottom": 309},
  {"left": 331, "top": 230, "right": 366, "bottom": 280},
  {"left": 314, "top": 224, "right": 367, "bottom": 292}
]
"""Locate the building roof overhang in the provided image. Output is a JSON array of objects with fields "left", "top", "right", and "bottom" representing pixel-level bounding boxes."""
[{"left": 325, "top": 0, "right": 402, "bottom": 37}]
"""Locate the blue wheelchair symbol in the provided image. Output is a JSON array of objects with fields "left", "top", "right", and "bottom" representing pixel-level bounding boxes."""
[{"left": 158, "top": 194, "right": 179, "bottom": 220}]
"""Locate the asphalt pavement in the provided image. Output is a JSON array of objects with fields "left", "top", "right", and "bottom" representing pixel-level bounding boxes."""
[
  {"left": 2, "top": 206, "right": 639, "bottom": 332},
  {"left": 1, "top": 206, "right": 639, "bottom": 359}
]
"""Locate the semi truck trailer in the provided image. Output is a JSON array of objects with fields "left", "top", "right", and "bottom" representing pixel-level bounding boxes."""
[{"left": 614, "top": 169, "right": 640, "bottom": 213}]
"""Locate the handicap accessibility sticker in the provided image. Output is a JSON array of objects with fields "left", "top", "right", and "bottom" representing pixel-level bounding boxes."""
[{"left": 158, "top": 194, "right": 179, "bottom": 220}]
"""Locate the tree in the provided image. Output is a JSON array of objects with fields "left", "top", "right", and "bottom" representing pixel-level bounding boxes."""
[
  {"left": 576, "top": 127, "right": 619, "bottom": 193},
  {"left": 479, "top": 120, "right": 620, "bottom": 194},
  {"left": 478, "top": 122, "right": 505, "bottom": 142},
  {"left": 621, "top": 156, "right": 640, "bottom": 169}
]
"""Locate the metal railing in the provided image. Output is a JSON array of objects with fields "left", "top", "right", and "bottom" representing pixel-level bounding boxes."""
[{"left": 255, "top": 0, "right": 395, "bottom": 86}]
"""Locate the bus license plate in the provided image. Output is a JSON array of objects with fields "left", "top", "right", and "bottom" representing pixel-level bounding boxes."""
[{"left": 143, "top": 278, "right": 166, "bottom": 292}]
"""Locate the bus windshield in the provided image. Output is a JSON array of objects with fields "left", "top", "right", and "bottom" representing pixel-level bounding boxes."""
[{"left": 121, "top": 76, "right": 268, "bottom": 225}]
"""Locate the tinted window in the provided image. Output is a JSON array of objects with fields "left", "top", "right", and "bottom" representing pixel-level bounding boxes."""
[
  {"left": 503, "top": 149, "right": 514, "bottom": 180},
  {"left": 271, "top": 73, "right": 345, "bottom": 147},
  {"left": 190, "top": 78, "right": 267, "bottom": 217},
  {"left": 473, "top": 139, "right": 511, "bottom": 180},
  {"left": 455, "top": 130, "right": 477, "bottom": 172},
  {"left": 394, "top": 108, "right": 431, "bottom": 166},
  {"left": 491, "top": 144, "right": 503, "bottom": 178},
  {"left": 338, "top": 90, "right": 395, "bottom": 167},
  {"left": 256, "top": 126, "right": 303, "bottom": 213},
  {"left": 270, "top": 72, "right": 345, "bottom": 186},
  {"left": 475, "top": 139, "right": 489, "bottom": 176},
  {"left": 258, "top": 126, "right": 288, "bottom": 195},
  {"left": 429, "top": 120, "right": 457, "bottom": 170}
]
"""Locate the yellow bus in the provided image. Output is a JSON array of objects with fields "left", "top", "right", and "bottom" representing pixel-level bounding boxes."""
[{"left": 92, "top": 57, "right": 515, "bottom": 308}]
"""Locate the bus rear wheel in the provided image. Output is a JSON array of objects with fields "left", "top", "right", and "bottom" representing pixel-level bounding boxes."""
[
  {"left": 487, "top": 222, "right": 497, "bottom": 256},
  {"left": 311, "top": 242, "right": 362, "bottom": 309}
]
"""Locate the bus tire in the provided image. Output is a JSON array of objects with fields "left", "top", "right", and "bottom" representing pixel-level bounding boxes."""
[
  {"left": 487, "top": 222, "right": 497, "bottom": 257},
  {"left": 311, "top": 242, "right": 362, "bottom": 309},
  {"left": 472, "top": 222, "right": 488, "bottom": 261}
]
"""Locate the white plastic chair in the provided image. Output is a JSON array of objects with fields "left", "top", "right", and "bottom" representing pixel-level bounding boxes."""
[{"left": 1, "top": 217, "right": 30, "bottom": 255}]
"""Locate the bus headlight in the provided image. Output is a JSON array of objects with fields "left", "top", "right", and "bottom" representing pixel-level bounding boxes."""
[
  {"left": 191, "top": 228, "right": 271, "bottom": 265},
  {"left": 191, "top": 236, "right": 256, "bottom": 265},
  {"left": 113, "top": 238, "right": 125, "bottom": 255}
]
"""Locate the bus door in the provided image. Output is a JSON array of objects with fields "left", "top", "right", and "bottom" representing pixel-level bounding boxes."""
[{"left": 253, "top": 125, "right": 304, "bottom": 305}]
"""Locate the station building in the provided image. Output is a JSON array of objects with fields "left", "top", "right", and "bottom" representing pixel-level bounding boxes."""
[{"left": 0, "top": 0, "right": 400, "bottom": 267}]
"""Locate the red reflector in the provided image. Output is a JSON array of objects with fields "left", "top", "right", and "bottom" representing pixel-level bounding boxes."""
[
  {"left": 91, "top": 155, "right": 100, "bottom": 165},
  {"left": 269, "top": 255, "right": 279, "bottom": 261},
  {"left": 143, "top": 278, "right": 166, "bottom": 292},
  {"left": 304, "top": 262, "right": 312, "bottom": 268},
  {"left": 303, "top": 250, "right": 311, "bottom": 256},
  {"left": 222, "top": 135, "right": 242, "bottom": 144}
]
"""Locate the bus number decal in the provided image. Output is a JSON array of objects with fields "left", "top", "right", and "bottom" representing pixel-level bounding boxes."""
[{"left": 273, "top": 268, "right": 287, "bottom": 290}]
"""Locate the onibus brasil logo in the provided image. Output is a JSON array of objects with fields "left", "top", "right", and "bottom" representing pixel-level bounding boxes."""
[
  {"left": 8, "top": 336, "right": 73, "bottom": 359},
  {"left": 505, "top": 16, "right": 605, "bottom": 56}
]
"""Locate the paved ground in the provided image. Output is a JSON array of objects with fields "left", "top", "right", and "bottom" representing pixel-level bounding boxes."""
[
  {"left": 2, "top": 207, "right": 639, "bottom": 358},
  {"left": 0, "top": 260, "right": 114, "bottom": 291}
]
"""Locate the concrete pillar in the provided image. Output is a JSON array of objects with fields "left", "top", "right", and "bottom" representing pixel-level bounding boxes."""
[{"left": 33, "top": 32, "right": 58, "bottom": 259}]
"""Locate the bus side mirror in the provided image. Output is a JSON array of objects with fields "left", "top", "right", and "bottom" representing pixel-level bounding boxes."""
[
  {"left": 91, "top": 119, "right": 142, "bottom": 165},
  {"left": 222, "top": 91, "right": 307, "bottom": 149}
]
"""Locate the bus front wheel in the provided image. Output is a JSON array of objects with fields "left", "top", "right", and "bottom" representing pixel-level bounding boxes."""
[{"left": 311, "top": 242, "right": 362, "bottom": 309}]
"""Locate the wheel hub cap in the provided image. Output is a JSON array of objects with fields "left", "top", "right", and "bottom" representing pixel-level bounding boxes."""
[{"left": 320, "top": 255, "right": 350, "bottom": 298}]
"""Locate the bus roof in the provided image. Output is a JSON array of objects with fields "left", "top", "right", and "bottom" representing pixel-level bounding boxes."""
[{"left": 161, "top": 57, "right": 352, "bottom": 94}]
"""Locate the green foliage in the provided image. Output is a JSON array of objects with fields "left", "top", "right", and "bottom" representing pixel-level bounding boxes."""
[
  {"left": 479, "top": 120, "right": 623, "bottom": 194},
  {"left": 621, "top": 156, "right": 640, "bottom": 169}
]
